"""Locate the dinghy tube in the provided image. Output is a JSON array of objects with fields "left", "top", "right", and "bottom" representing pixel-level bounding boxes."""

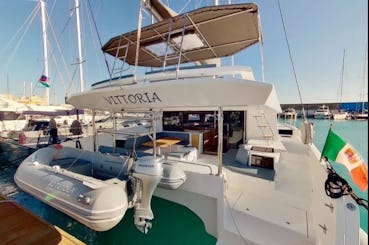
[{"left": 14, "top": 145, "right": 186, "bottom": 232}]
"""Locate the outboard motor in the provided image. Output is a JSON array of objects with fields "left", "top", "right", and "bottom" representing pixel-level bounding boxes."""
[{"left": 132, "top": 156, "right": 163, "bottom": 233}]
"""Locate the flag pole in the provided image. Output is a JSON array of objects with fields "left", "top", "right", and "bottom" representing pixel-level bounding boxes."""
[{"left": 320, "top": 123, "right": 333, "bottom": 162}]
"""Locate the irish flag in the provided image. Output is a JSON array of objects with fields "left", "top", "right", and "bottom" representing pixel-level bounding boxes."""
[{"left": 322, "top": 129, "right": 368, "bottom": 191}]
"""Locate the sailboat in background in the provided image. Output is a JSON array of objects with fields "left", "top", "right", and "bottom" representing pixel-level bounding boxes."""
[
  {"left": 354, "top": 108, "right": 368, "bottom": 120},
  {"left": 333, "top": 49, "right": 349, "bottom": 120},
  {"left": 353, "top": 45, "right": 368, "bottom": 120},
  {"left": 1, "top": 0, "right": 87, "bottom": 142}
]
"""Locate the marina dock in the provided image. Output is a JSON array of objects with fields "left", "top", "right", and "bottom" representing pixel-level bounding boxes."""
[
  {"left": 0, "top": 195, "right": 85, "bottom": 245},
  {"left": 281, "top": 101, "right": 368, "bottom": 118}
]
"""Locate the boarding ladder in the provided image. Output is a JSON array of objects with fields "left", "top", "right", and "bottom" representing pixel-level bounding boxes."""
[
  {"left": 110, "top": 33, "right": 132, "bottom": 78},
  {"left": 253, "top": 110, "right": 274, "bottom": 140}
]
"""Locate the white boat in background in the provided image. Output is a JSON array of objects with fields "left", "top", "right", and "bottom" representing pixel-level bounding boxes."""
[
  {"left": 333, "top": 110, "right": 349, "bottom": 120},
  {"left": 314, "top": 105, "right": 332, "bottom": 119},
  {"left": 0, "top": 94, "right": 82, "bottom": 139},
  {"left": 281, "top": 107, "right": 297, "bottom": 119},
  {"left": 1, "top": 0, "right": 87, "bottom": 141},
  {"left": 0, "top": 94, "right": 34, "bottom": 134},
  {"left": 15, "top": 2, "right": 367, "bottom": 245},
  {"left": 353, "top": 109, "right": 368, "bottom": 120},
  {"left": 8, "top": 108, "right": 85, "bottom": 146}
]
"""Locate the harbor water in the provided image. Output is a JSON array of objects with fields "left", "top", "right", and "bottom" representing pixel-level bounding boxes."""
[{"left": 0, "top": 118, "right": 368, "bottom": 244}]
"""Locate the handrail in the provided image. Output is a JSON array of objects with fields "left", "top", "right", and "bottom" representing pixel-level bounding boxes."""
[
  {"left": 96, "top": 129, "right": 154, "bottom": 137},
  {"left": 91, "top": 65, "right": 254, "bottom": 89}
]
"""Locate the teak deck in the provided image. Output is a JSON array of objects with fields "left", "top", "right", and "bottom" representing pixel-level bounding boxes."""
[{"left": 0, "top": 195, "right": 84, "bottom": 245}]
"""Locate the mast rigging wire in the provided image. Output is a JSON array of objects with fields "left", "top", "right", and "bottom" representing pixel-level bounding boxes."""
[
  {"left": 45, "top": 9, "right": 75, "bottom": 94},
  {"left": 86, "top": 0, "right": 112, "bottom": 80},
  {"left": 0, "top": 4, "right": 39, "bottom": 71},
  {"left": 277, "top": 0, "right": 306, "bottom": 120}
]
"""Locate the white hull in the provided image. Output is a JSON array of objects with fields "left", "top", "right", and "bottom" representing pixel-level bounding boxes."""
[
  {"left": 282, "top": 108, "right": 297, "bottom": 119},
  {"left": 353, "top": 113, "right": 368, "bottom": 120},
  {"left": 14, "top": 145, "right": 186, "bottom": 231},
  {"left": 333, "top": 112, "right": 348, "bottom": 120},
  {"left": 282, "top": 113, "right": 297, "bottom": 120},
  {"left": 314, "top": 113, "right": 332, "bottom": 119},
  {"left": 64, "top": 68, "right": 364, "bottom": 245},
  {"left": 314, "top": 105, "right": 332, "bottom": 119},
  {"left": 14, "top": 146, "right": 129, "bottom": 231},
  {"left": 60, "top": 124, "right": 364, "bottom": 244},
  {"left": 0, "top": 120, "right": 27, "bottom": 136},
  {"left": 67, "top": 70, "right": 281, "bottom": 113}
]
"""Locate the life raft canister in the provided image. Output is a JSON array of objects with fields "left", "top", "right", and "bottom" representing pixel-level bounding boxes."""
[{"left": 18, "top": 133, "right": 26, "bottom": 145}]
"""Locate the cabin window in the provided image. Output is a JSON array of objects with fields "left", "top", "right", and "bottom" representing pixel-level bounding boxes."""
[
  {"left": 205, "top": 113, "right": 216, "bottom": 122},
  {"left": 187, "top": 113, "right": 201, "bottom": 122},
  {"left": 163, "top": 112, "right": 183, "bottom": 131}
]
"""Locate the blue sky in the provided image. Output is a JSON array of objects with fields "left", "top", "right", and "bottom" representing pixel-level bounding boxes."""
[{"left": 0, "top": 0, "right": 367, "bottom": 105}]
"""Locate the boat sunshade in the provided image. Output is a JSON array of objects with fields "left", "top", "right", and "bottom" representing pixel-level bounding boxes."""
[{"left": 102, "top": 3, "right": 261, "bottom": 67}]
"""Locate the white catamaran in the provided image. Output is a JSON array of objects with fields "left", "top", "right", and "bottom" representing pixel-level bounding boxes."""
[{"left": 15, "top": 1, "right": 368, "bottom": 245}]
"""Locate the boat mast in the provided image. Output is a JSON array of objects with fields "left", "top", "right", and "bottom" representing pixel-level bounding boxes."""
[
  {"left": 74, "top": 0, "right": 84, "bottom": 92},
  {"left": 134, "top": 1, "right": 143, "bottom": 82},
  {"left": 40, "top": 0, "right": 49, "bottom": 105},
  {"left": 339, "top": 49, "right": 345, "bottom": 108},
  {"left": 361, "top": 45, "right": 368, "bottom": 113}
]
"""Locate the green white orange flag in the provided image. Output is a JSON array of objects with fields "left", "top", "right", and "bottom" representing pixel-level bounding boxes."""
[{"left": 322, "top": 129, "right": 368, "bottom": 191}]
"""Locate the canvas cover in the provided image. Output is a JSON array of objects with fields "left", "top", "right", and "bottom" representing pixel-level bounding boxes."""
[{"left": 102, "top": 3, "right": 261, "bottom": 67}]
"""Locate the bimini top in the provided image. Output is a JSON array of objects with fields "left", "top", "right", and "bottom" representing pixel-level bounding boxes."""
[{"left": 102, "top": 3, "right": 261, "bottom": 67}]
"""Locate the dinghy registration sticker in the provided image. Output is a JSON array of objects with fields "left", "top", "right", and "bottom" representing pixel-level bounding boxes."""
[
  {"left": 103, "top": 92, "right": 162, "bottom": 105},
  {"left": 47, "top": 179, "right": 76, "bottom": 196}
]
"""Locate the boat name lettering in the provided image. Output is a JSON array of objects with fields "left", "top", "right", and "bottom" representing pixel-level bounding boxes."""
[
  {"left": 138, "top": 164, "right": 154, "bottom": 168},
  {"left": 103, "top": 92, "right": 162, "bottom": 105}
]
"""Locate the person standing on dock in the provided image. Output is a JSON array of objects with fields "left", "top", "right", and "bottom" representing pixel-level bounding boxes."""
[{"left": 49, "top": 117, "right": 58, "bottom": 144}]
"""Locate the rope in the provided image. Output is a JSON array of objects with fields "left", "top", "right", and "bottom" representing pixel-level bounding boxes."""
[
  {"left": 224, "top": 188, "right": 250, "bottom": 245},
  {"left": 324, "top": 167, "right": 368, "bottom": 210},
  {"left": 324, "top": 171, "right": 350, "bottom": 199},
  {"left": 45, "top": 8, "right": 76, "bottom": 94},
  {"left": 0, "top": 3, "right": 39, "bottom": 71},
  {"left": 276, "top": 0, "right": 306, "bottom": 120},
  {"left": 86, "top": 0, "right": 112, "bottom": 79}
]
